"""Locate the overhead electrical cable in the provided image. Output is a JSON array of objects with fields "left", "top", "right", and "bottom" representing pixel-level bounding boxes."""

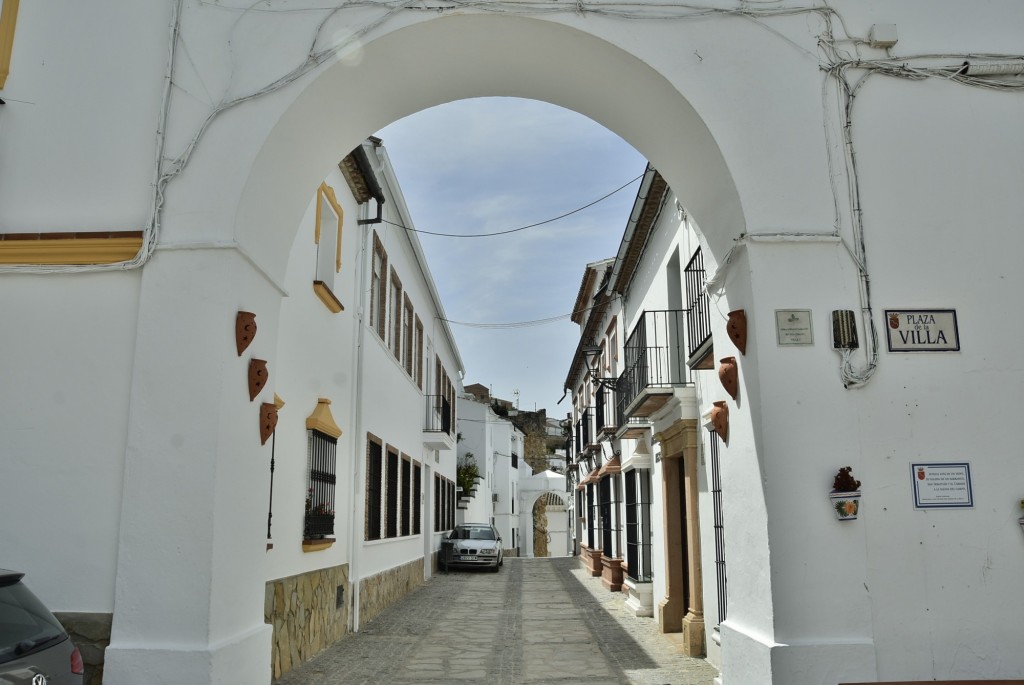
[{"left": 383, "top": 173, "right": 643, "bottom": 238}]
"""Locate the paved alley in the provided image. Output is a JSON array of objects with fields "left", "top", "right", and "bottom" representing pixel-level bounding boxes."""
[{"left": 273, "top": 557, "right": 718, "bottom": 685}]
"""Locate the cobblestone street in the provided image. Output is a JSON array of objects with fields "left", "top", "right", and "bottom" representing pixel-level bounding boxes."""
[{"left": 273, "top": 557, "right": 718, "bottom": 685}]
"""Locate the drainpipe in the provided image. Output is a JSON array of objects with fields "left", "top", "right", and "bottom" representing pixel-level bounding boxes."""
[{"left": 347, "top": 188, "right": 372, "bottom": 634}]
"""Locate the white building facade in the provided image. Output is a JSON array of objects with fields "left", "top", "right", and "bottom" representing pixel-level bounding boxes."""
[{"left": 2, "top": 2, "right": 1023, "bottom": 684}]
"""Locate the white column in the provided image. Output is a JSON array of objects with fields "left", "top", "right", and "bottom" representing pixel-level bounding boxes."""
[{"left": 104, "top": 248, "right": 278, "bottom": 684}]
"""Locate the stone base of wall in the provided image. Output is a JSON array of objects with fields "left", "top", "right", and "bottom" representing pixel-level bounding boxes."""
[
  {"left": 601, "top": 556, "right": 625, "bottom": 592},
  {"left": 265, "top": 563, "right": 350, "bottom": 680},
  {"left": 358, "top": 558, "right": 424, "bottom": 627},
  {"left": 580, "top": 545, "right": 603, "bottom": 576},
  {"left": 55, "top": 612, "right": 111, "bottom": 685}
]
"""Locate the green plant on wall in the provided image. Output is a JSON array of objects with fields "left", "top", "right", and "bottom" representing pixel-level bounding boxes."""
[{"left": 457, "top": 452, "right": 480, "bottom": 494}]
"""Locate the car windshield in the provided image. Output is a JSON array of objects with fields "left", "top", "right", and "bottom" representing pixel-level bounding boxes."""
[
  {"left": 0, "top": 579, "right": 68, "bottom": 665},
  {"left": 451, "top": 526, "right": 495, "bottom": 541}
]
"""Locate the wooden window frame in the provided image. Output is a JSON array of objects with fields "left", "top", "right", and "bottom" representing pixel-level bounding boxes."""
[
  {"left": 414, "top": 317, "right": 424, "bottom": 389},
  {"left": 400, "top": 454, "right": 412, "bottom": 537},
  {"left": 403, "top": 296, "right": 414, "bottom": 376},
  {"left": 412, "top": 461, "right": 422, "bottom": 535},
  {"left": 370, "top": 233, "right": 387, "bottom": 340},
  {"left": 365, "top": 434, "right": 383, "bottom": 541},
  {"left": 389, "top": 268, "right": 403, "bottom": 360},
  {"left": 0, "top": 0, "right": 19, "bottom": 90}
]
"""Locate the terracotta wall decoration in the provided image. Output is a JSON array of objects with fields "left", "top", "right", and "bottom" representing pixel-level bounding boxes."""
[
  {"left": 260, "top": 402, "right": 278, "bottom": 445},
  {"left": 248, "top": 359, "right": 269, "bottom": 401},
  {"left": 727, "top": 309, "right": 747, "bottom": 355},
  {"left": 711, "top": 400, "right": 729, "bottom": 443},
  {"left": 718, "top": 356, "right": 738, "bottom": 400},
  {"left": 236, "top": 311, "right": 257, "bottom": 356}
]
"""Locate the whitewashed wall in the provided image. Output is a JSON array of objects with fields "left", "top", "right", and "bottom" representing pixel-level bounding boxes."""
[
  {"left": 456, "top": 398, "right": 494, "bottom": 525},
  {"left": 0, "top": 272, "right": 140, "bottom": 612},
  {"left": 2, "top": 2, "right": 1023, "bottom": 683},
  {"left": 352, "top": 145, "right": 462, "bottom": 587}
]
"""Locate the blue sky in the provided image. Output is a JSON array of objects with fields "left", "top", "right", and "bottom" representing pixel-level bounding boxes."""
[{"left": 376, "top": 97, "right": 646, "bottom": 418}]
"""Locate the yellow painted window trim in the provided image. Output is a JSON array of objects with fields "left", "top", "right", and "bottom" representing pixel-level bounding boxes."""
[
  {"left": 0, "top": 232, "right": 144, "bottom": 265},
  {"left": 315, "top": 182, "right": 344, "bottom": 273},
  {"left": 0, "top": 0, "right": 19, "bottom": 89},
  {"left": 301, "top": 539, "right": 335, "bottom": 552},
  {"left": 305, "top": 397, "right": 343, "bottom": 439},
  {"left": 313, "top": 280, "right": 344, "bottom": 313}
]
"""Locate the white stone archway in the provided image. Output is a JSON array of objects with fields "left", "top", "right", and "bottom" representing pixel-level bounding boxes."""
[
  {"left": 519, "top": 471, "right": 570, "bottom": 559},
  {"left": 111, "top": 12, "right": 785, "bottom": 682},
  {"left": 82, "top": 5, "right": 1011, "bottom": 684},
  {"left": 2, "top": 2, "right": 1021, "bottom": 683}
]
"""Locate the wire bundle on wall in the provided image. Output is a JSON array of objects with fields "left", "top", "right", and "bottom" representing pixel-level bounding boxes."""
[{"left": 2, "top": 2, "right": 1020, "bottom": 396}]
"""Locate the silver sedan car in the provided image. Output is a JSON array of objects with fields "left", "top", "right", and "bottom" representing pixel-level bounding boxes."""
[{"left": 444, "top": 523, "right": 504, "bottom": 572}]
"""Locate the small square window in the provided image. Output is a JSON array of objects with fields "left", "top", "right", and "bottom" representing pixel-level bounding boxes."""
[{"left": 313, "top": 183, "right": 344, "bottom": 313}]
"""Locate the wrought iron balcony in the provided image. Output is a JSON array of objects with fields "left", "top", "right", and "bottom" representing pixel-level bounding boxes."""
[
  {"left": 574, "top": 407, "right": 599, "bottom": 459},
  {"left": 617, "top": 309, "right": 692, "bottom": 418},
  {"left": 423, "top": 394, "right": 454, "bottom": 450},
  {"left": 593, "top": 382, "right": 618, "bottom": 436},
  {"left": 685, "top": 247, "right": 713, "bottom": 368}
]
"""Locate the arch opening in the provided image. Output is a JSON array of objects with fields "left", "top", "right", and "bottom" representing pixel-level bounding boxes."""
[{"left": 228, "top": 12, "right": 745, "bottom": 287}]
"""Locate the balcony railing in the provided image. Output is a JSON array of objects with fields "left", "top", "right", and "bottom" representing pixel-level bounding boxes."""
[
  {"left": 618, "top": 310, "right": 692, "bottom": 418},
  {"left": 594, "top": 383, "right": 618, "bottom": 435},
  {"left": 684, "top": 247, "right": 713, "bottom": 366},
  {"left": 424, "top": 394, "right": 452, "bottom": 435},
  {"left": 615, "top": 376, "right": 650, "bottom": 438},
  {"left": 575, "top": 407, "right": 596, "bottom": 457}
]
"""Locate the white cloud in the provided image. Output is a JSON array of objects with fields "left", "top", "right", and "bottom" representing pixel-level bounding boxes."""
[{"left": 376, "top": 97, "right": 645, "bottom": 412}]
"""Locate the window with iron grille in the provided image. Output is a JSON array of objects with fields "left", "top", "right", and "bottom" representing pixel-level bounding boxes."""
[
  {"left": 624, "top": 468, "right": 654, "bottom": 582},
  {"left": 434, "top": 473, "right": 441, "bottom": 532},
  {"left": 599, "top": 474, "right": 622, "bottom": 558},
  {"left": 709, "top": 431, "right": 728, "bottom": 625},
  {"left": 586, "top": 483, "right": 597, "bottom": 550},
  {"left": 684, "top": 246, "right": 712, "bottom": 365},
  {"left": 447, "top": 479, "right": 455, "bottom": 530},
  {"left": 401, "top": 455, "right": 412, "bottom": 536},
  {"left": 370, "top": 232, "right": 387, "bottom": 340},
  {"left": 412, "top": 462, "right": 422, "bottom": 534},
  {"left": 304, "top": 430, "right": 337, "bottom": 540},
  {"left": 386, "top": 447, "right": 399, "bottom": 538},
  {"left": 365, "top": 436, "right": 383, "bottom": 541}
]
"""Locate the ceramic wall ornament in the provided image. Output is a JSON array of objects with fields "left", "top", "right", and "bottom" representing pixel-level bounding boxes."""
[
  {"left": 236, "top": 311, "right": 257, "bottom": 356},
  {"left": 718, "top": 356, "right": 739, "bottom": 400},
  {"left": 727, "top": 309, "right": 747, "bottom": 355},
  {"left": 259, "top": 402, "right": 278, "bottom": 445},
  {"left": 248, "top": 359, "right": 269, "bottom": 401},
  {"left": 829, "top": 466, "right": 862, "bottom": 521},
  {"left": 711, "top": 401, "right": 729, "bottom": 443}
]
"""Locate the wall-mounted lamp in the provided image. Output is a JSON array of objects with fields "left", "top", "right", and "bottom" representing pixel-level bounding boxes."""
[{"left": 581, "top": 343, "right": 617, "bottom": 389}]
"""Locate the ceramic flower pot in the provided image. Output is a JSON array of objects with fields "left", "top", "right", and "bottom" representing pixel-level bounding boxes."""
[
  {"left": 236, "top": 311, "right": 257, "bottom": 356},
  {"left": 248, "top": 358, "right": 268, "bottom": 401},
  {"left": 711, "top": 400, "right": 729, "bottom": 443},
  {"left": 727, "top": 309, "right": 747, "bottom": 355},
  {"left": 829, "top": 491, "right": 861, "bottom": 520},
  {"left": 718, "top": 356, "right": 738, "bottom": 400},
  {"left": 259, "top": 402, "right": 278, "bottom": 445}
]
